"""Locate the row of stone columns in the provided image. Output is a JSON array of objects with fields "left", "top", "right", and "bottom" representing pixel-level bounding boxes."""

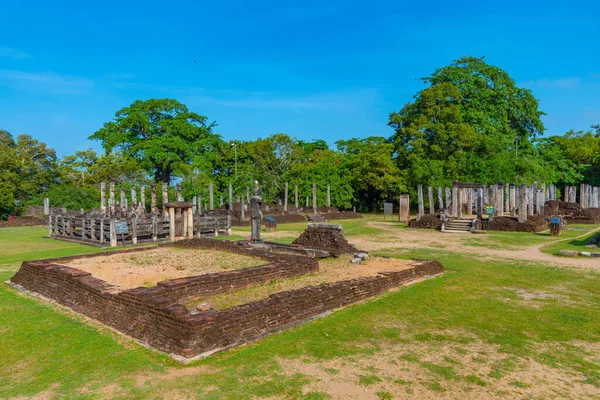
[{"left": 416, "top": 182, "right": 562, "bottom": 220}]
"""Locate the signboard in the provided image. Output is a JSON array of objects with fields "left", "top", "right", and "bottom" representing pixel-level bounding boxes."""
[
  {"left": 114, "top": 221, "right": 129, "bottom": 235},
  {"left": 485, "top": 206, "right": 495, "bottom": 215},
  {"left": 383, "top": 202, "right": 393, "bottom": 221}
]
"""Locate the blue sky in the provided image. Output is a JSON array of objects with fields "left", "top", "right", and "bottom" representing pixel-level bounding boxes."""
[{"left": 1, "top": 0, "right": 599, "bottom": 157}]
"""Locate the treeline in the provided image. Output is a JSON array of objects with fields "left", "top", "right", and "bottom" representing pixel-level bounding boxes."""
[{"left": 1, "top": 56, "right": 599, "bottom": 218}]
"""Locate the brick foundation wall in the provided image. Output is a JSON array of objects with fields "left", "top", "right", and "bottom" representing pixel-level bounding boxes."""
[{"left": 10, "top": 239, "right": 444, "bottom": 358}]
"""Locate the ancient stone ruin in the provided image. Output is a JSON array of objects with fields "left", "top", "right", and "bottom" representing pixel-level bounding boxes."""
[
  {"left": 292, "top": 223, "right": 359, "bottom": 256},
  {"left": 9, "top": 238, "right": 444, "bottom": 361}
]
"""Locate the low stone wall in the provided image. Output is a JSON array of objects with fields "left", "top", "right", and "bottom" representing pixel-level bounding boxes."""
[{"left": 10, "top": 239, "right": 444, "bottom": 359}]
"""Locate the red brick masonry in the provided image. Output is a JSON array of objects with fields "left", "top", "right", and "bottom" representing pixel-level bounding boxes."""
[{"left": 10, "top": 239, "right": 444, "bottom": 359}]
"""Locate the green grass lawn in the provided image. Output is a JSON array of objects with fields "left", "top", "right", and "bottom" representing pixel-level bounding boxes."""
[{"left": 1, "top": 222, "right": 599, "bottom": 399}]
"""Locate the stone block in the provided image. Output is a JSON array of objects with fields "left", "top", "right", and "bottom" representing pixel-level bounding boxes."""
[{"left": 558, "top": 250, "right": 578, "bottom": 257}]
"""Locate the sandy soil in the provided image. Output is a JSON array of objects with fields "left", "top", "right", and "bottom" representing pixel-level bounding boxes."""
[
  {"left": 65, "top": 247, "right": 265, "bottom": 290},
  {"left": 276, "top": 337, "right": 600, "bottom": 399},
  {"left": 189, "top": 256, "right": 417, "bottom": 310}
]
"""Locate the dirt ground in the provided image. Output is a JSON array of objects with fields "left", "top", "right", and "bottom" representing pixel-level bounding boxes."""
[
  {"left": 346, "top": 222, "right": 600, "bottom": 270},
  {"left": 65, "top": 247, "right": 265, "bottom": 289},
  {"left": 188, "top": 256, "right": 417, "bottom": 310}
]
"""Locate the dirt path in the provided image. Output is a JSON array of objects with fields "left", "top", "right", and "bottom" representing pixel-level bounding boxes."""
[{"left": 351, "top": 222, "right": 600, "bottom": 270}]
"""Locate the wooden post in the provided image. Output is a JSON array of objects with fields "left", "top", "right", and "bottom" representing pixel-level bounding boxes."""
[
  {"left": 209, "top": 183, "right": 214, "bottom": 210},
  {"left": 294, "top": 185, "right": 299, "bottom": 209},
  {"left": 284, "top": 182, "right": 288, "bottom": 211},
  {"left": 417, "top": 185, "right": 425, "bottom": 219},
  {"left": 427, "top": 186, "right": 434, "bottom": 214},
  {"left": 109, "top": 216, "right": 117, "bottom": 247},
  {"left": 131, "top": 214, "right": 138, "bottom": 245},
  {"left": 312, "top": 183, "right": 317, "bottom": 213},
  {"left": 162, "top": 182, "right": 169, "bottom": 217},
  {"left": 169, "top": 207, "right": 175, "bottom": 242},
  {"left": 519, "top": 184, "right": 528, "bottom": 222}
]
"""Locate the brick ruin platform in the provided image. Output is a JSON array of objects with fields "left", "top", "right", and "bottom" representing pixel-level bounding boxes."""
[
  {"left": 9, "top": 238, "right": 444, "bottom": 361},
  {"left": 292, "top": 223, "right": 360, "bottom": 256}
]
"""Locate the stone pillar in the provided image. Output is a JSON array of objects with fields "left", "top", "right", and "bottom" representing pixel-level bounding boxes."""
[
  {"left": 209, "top": 183, "right": 214, "bottom": 210},
  {"left": 527, "top": 185, "right": 534, "bottom": 216},
  {"left": 140, "top": 186, "right": 146, "bottom": 214},
  {"left": 445, "top": 187, "right": 451, "bottom": 212},
  {"left": 519, "top": 184, "right": 528, "bottom": 222},
  {"left": 451, "top": 185, "right": 458, "bottom": 217},
  {"left": 399, "top": 194, "right": 410, "bottom": 222},
  {"left": 169, "top": 207, "right": 175, "bottom": 241},
  {"left": 509, "top": 184, "right": 516, "bottom": 217},
  {"left": 428, "top": 186, "right": 434, "bottom": 214},
  {"left": 535, "top": 190, "right": 542, "bottom": 214},
  {"left": 176, "top": 183, "right": 182, "bottom": 201},
  {"left": 496, "top": 183, "right": 504, "bottom": 216},
  {"left": 229, "top": 182, "right": 233, "bottom": 210},
  {"left": 570, "top": 186, "right": 577, "bottom": 203},
  {"left": 294, "top": 185, "right": 299, "bottom": 209},
  {"left": 417, "top": 185, "right": 425, "bottom": 219},
  {"left": 151, "top": 184, "right": 157, "bottom": 214},
  {"left": 306, "top": 196, "right": 309, "bottom": 207},
  {"left": 564, "top": 186, "right": 569, "bottom": 202},
  {"left": 131, "top": 214, "right": 138, "bottom": 245},
  {"left": 457, "top": 188, "right": 463, "bottom": 218},
  {"left": 246, "top": 186, "right": 250, "bottom": 202},
  {"left": 120, "top": 187, "right": 126, "bottom": 209},
  {"left": 109, "top": 182, "right": 116, "bottom": 216},
  {"left": 284, "top": 182, "right": 288, "bottom": 211},
  {"left": 580, "top": 183, "right": 586, "bottom": 208},
  {"left": 490, "top": 184, "right": 497, "bottom": 214},
  {"left": 467, "top": 188, "right": 473, "bottom": 215},
  {"left": 250, "top": 183, "right": 262, "bottom": 243},
  {"left": 312, "top": 183, "right": 317, "bottom": 213},
  {"left": 241, "top": 194, "right": 245, "bottom": 220},
  {"left": 476, "top": 188, "right": 483, "bottom": 219},
  {"left": 236, "top": 195, "right": 240, "bottom": 203},
  {"left": 131, "top": 187, "right": 137, "bottom": 209},
  {"left": 187, "top": 208, "right": 194, "bottom": 239},
  {"left": 100, "top": 182, "right": 106, "bottom": 215},
  {"left": 109, "top": 216, "right": 117, "bottom": 247},
  {"left": 161, "top": 182, "right": 169, "bottom": 217},
  {"left": 505, "top": 184, "right": 510, "bottom": 215},
  {"left": 327, "top": 184, "right": 331, "bottom": 208},
  {"left": 437, "top": 187, "right": 444, "bottom": 210}
]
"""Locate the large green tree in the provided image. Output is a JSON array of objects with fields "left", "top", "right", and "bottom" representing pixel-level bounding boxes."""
[
  {"left": 389, "top": 56, "right": 546, "bottom": 186},
  {"left": 90, "top": 98, "right": 221, "bottom": 183}
]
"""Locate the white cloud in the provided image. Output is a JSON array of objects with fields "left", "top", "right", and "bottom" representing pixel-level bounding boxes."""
[
  {"left": 521, "top": 77, "right": 581, "bottom": 89},
  {"left": 0, "top": 70, "right": 94, "bottom": 94},
  {"left": 0, "top": 47, "right": 32, "bottom": 59}
]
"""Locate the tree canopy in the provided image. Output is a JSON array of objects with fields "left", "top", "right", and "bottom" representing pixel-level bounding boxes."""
[{"left": 90, "top": 98, "right": 220, "bottom": 183}]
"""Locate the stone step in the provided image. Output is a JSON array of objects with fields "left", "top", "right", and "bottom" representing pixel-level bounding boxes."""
[{"left": 307, "top": 214, "right": 326, "bottom": 222}]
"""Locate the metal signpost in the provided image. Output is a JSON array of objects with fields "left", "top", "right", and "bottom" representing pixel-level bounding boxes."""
[
  {"left": 114, "top": 221, "right": 129, "bottom": 246},
  {"left": 383, "top": 202, "right": 393, "bottom": 221},
  {"left": 485, "top": 206, "right": 495, "bottom": 230}
]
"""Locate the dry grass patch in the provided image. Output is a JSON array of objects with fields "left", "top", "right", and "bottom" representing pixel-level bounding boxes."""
[
  {"left": 187, "top": 255, "right": 416, "bottom": 310},
  {"left": 66, "top": 247, "right": 265, "bottom": 289}
]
